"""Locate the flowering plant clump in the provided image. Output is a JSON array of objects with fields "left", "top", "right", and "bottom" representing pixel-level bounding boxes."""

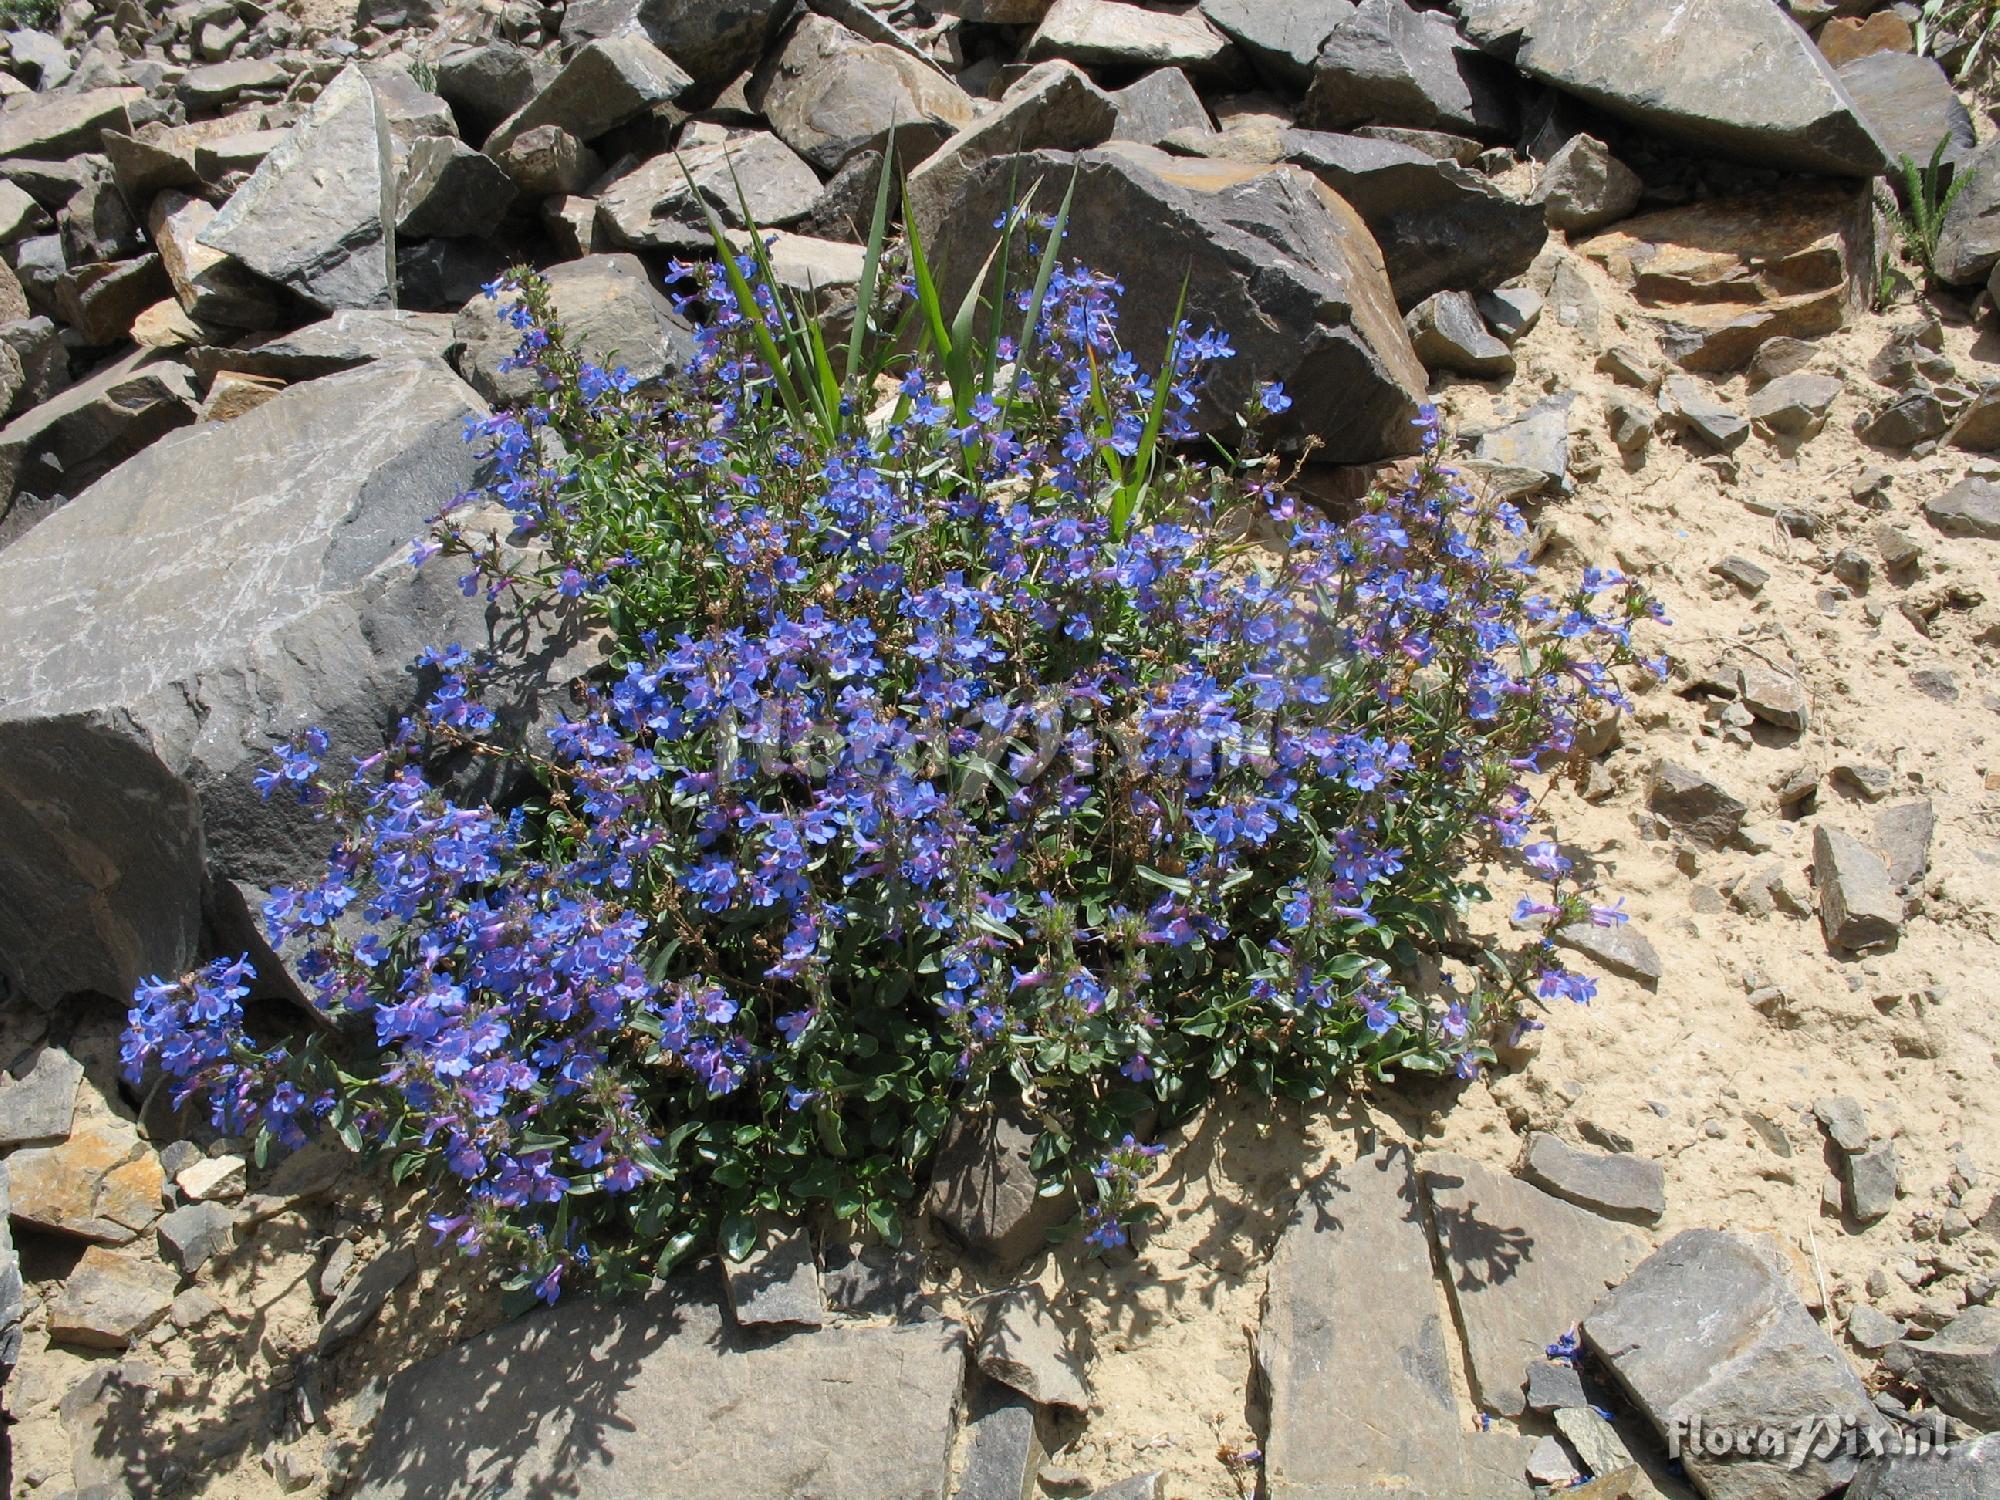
[{"left": 123, "top": 189, "right": 1663, "bottom": 1298}]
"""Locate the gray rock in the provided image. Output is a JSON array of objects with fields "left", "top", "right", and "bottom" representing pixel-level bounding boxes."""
[
  {"left": 1836, "top": 52, "right": 1975, "bottom": 178},
  {"left": 956, "top": 1376, "right": 1043, "bottom": 1500},
  {"left": 0, "top": 348, "right": 196, "bottom": 545},
  {"left": 6, "top": 27, "right": 72, "bottom": 88},
  {"left": 0, "top": 181, "right": 49, "bottom": 245},
  {"left": 1553, "top": 920, "right": 1663, "bottom": 986},
  {"left": 1583, "top": 1229, "right": 1877, "bottom": 1500},
  {"left": 1711, "top": 556, "right": 1769, "bottom": 593},
  {"left": 1258, "top": 1146, "right": 1531, "bottom": 1498},
  {"left": 1554, "top": 1406, "right": 1638, "bottom": 1480},
  {"left": 1422, "top": 1152, "right": 1647, "bottom": 1417},
  {"left": 1846, "top": 1431, "right": 2000, "bottom": 1500},
  {"left": 1813, "top": 824, "right": 1902, "bottom": 951},
  {"left": 906, "top": 62, "right": 1116, "bottom": 250},
  {"left": 1649, "top": 760, "right": 1748, "bottom": 848},
  {"left": 318, "top": 1244, "right": 416, "bottom": 1354},
  {"left": 1525, "top": 1358, "right": 1588, "bottom": 1413},
  {"left": 50, "top": 1247, "right": 179, "bottom": 1349},
  {"left": 1749, "top": 336, "right": 1817, "bottom": 387},
  {"left": 0, "top": 87, "right": 143, "bottom": 161},
  {"left": 200, "top": 66, "right": 396, "bottom": 313},
  {"left": 927, "top": 1107, "right": 1067, "bottom": 1270},
  {"left": 1109, "top": 69, "right": 1211, "bottom": 146},
  {"left": 349, "top": 1277, "right": 964, "bottom": 1500},
  {"left": 1405, "top": 289, "right": 1514, "bottom": 378},
  {"left": 0, "top": 360, "right": 566, "bottom": 1015},
  {"left": 177, "top": 58, "right": 289, "bottom": 114},
  {"left": 1843, "top": 1139, "right": 1900, "bottom": 1222},
  {"left": 978, "top": 1286, "right": 1087, "bottom": 1411},
  {"left": 1527, "top": 1433, "right": 1582, "bottom": 1487},
  {"left": 1864, "top": 390, "right": 1951, "bottom": 450},
  {"left": 723, "top": 1217, "right": 824, "bottom": 1328},
  {"left": 1199, "top": 0, "right": 1351, "bottom": 88},
  {"left": 560, "top": 0, "right": 794, "bottom": 90},
  {"left": 822, "top": 1239, "right": 930, "bottom": 1322},
  {"left": 494, "top": 125, "right": 602, "bottom": 199},
  {"left": 1845, "top": 1304, "right": 1903, "bottom": 1352},
  {"left": 1521, "top": 1133, "right": 1666, "bottom": 1225},
  {"left": 1924, "top": 477, "right": 2000, "bottom": 540},
  {"left": 1474, "top": 394, "right": 1570, "bottom": 490},
  {"left": 1089, "top": 1478, "right": 1163, "bottom": 1500},
  {"left": 1737, "top": 661, "right": 1810, "bottom": 732},
  {"left": 1893, "top": 1307, "right": 2000, "bottom": 1432},
  {"left": 434, "top": 42, "right": 546, "bottom": 142},
  {"left": 0, "top": 1042, "right": 82, "bottom": 1146},
  {"left": 148, "top": 189, "right": 280, "bottom": 330},
  {"left": 1748, "top": 371, "right": 1842, "bottom": 438},
  {"left": 62, "top": 157, "right": 145, "bottom": 265},
  {"left": 1874, "top": 800, "right": 1935, "bottom": 891},
  {"left": 596, "top": 133, "right": 823, "bottom": 253},
  {"left": 1457, "top": 0, "right": 1888, "bottom": 178},
  {"left": 396, "top": 138, "right": 518, "bottom": 240},
  {"left": 204, "top": 308, "right": 457, "bottom": 381},
  {"left": 1476, "top": 285, "right": 1542, "bottom": 343},
  {"left": 1936, "top": 138, "right": 2000, "bottom": 286},
  {"left": 1945, "top": 385, "right": 2000, "bottom": 451},
  {"left": 1662, "top": 374, "right": 1749, "bottom": 451},
  {"left": 156, "top": 1200, "right": 235, "bottom": 1275},
  {"left": 930, "top": 143, "right": 1427, "bottom": 463},
  {"left": 1026, "top": 0, "right": 1240, "bottom": 78},
  {"left": 0, "top": 1166, "right": 18, "bottom": 1371},
  {"left": 1530, "top": 133, "right": 1640, "bottom": 232},
  {"left": 1277, "top": 129, "right": 1547, "bottom": 309},
  {"left": 451, "top": 254, "right": 694, "bottom": 407},
  {"left": 1302, "top": 0, "right": 1515, "bottom": 137},
  {"left": 484, "top": 35, "right": 691, "bottom": 157},
  {"left": 1814, "top": 1097, "right": 1872, "bottom": 1155},
  {"left": 750, "top": 14, "right": 975, "bottom": 173}
]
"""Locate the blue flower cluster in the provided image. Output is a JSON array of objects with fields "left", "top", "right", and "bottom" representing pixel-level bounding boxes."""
[{"left": 123, "top": 241, "right": 1661, "bottom": 1294}]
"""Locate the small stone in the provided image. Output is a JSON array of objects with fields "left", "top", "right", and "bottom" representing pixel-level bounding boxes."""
[
  {"left": 1893, "top": 1305, "right": 2000, "bottom": 1429},
  {"left": 723, "top": 1216, "right": 825, "bottom": 1328},
  {"left": 175, "top": 1154, "right": 246, "bottom": 1203},
  {"left": 1597, "top": 343, "right": 1659, "bottom": 388},
  {"left": 317, "top": 1244, "right": 416, "bottom": 1355},
  {"left": 1749, "top": 337, "right": 1817, "bottom": 387},
  {"left": 1813, "top": 824, "right": 1902, "bottom": 951},
  {"left": 1663, "top": 374, "right": 1749, "bottom": 451},
  {"left": 1555, "top": 1405, "right": 1636, "bottom": 1478},
  {"left": 1749, "top": 371, "right": 1843, "bottom": 437},
  {"left": 1521, "top": 1133, "right": 1667, "bottom": 1225},
  {"left": 1405, "top": 289, "right": 1515, "bottom": 378},
  {"left": 1923, "top": 477, "right": 2000, "bottom": 540},
  {"left": 1712, "top": 556, "right": 1770, "bottom": 593},
  {"left": 1605, "top": 396, "right": 1654, "bottom": 452},
  {"left": 170, "top": 1285, "right": 222, "bottom": 1330},
  {"left": 50, "top": 1246, "right": 179, "bottom": 1349},
  {"left": 1874, "top": 800, "right": 1935, "bottom": 890},
  {"left": 955, "top": 1377, "right": 1043, "bottom": 1500},
  {"left": 1845, "top": 1140, "right": 1902, "bottom": 1223},
  {"left": 1553, "top": 921, "right": 1664, "bottom": 986},
  {"left": 1814, "top": 1096, "right": 1871, "bottom": 1155},
  {"left": 6, "top": 1114, "right": 166, "bottom": 1245},
  {"left": 1649, "top": 760, "right": 1749, "bottom": 849},
  {"left": 977, "top": 1285, "right": 1087, "bottom": 1411},
  {"left": 1738, "top": 662, "right": 1810, "bottom": 732},
  {"left": 1525, "top": 1358, "right": 1589, "bottom": 1412},
  {"left": 1527, "top": 1433, "right": 1582, "bottom": 1486},
  {"left": 822, "top": 1240, "right": 930, "bottom": 1322},
  {"left": 1476, "top": 286, "right": 1543, "bottom": 344},
  {"left": 1089, "top": 1477, "right": 1164, "bottom": 1500},
  {"left": 1530, "top": 134, "right": 1641, "bottom": 232},
  {"left": 1831, "top": 548, "right": 1871, "bottom": 588},
  {"left": 928, "top": 1108, "right": 1067, "bottom": 1270},
  {"left": 0, "top": 1044, "right": 82, "bottom": 1147},
  {"left": 1864, "top": 391, "right": 1950, "bottom": 450},
  {"left": 156, "top": 1200, "right": 234, "bottom": 1275},
  {"left": 1847, "top": 1304, "right": 1904, "bottom": 1352}
]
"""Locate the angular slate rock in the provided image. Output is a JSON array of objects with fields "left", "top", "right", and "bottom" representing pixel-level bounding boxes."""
[
  {"left": 451, "top": 254, "right": 694, "bottom": 406},
  {"left": 1924, "top": 477, "right": 2000, "bottom": 540},
  {"left": 148, "top": 190, "right": 279, "bottom": 330},
  {"left": 1258, "top": 1146, "right": 1531, "bottom": 1498},
  {"left": 348, "top": 1276, "right": 965, "bottom": 1500},
  {"left": 1521, "top": 1134, "right": 1665, "bottom": 1225},
  {"left": 6, "top": 1112, "right": 165, "bottom": 1244},
  {"left": 1836, "top": 52, "right": 1974, "bottom": 178},
  {"left": 1553, "top": 920, "right": 1663, "bottom": 986},
  {"left": 1846, "top": 1431, "right": 2000, "bottom": 1500},
  {"left": 906, "top": 61, "right": 1116, "bottom": 250},
  {"left": 1026, "top": 0, "right": 1240, "bottom": 78},
  {"left": 0, "top": 1166, "right": 19, "bottom": 1372},
  {"left": 977, "top": 1285, "right": 1086, "bottom": 1411},
  {"left": 1530, "top": 133, "right": 1641, "bottom": 232},
  {"left": 319, "top": 1244, "right": 417, "bottom": 1354},
  {"left": 927, "top": 1107, "right": 1068, "bottom": 1270},
  {"left": 1874, "top": 799, "right": 1935, "bottom": 890},
  {"left": 723, "top": 1217, "right": 824, "bottom": 1328},
  {"left": 1583, "top": 1230, "right": 1877, "bottom": 1500},
  {"left": 560, "top": 0, "right": 795, "bottom": 90},
  {"left": 0, "top": 361, "right": 545, "bottom": 1015},
  {"left": 0, "top": 87, "right": 142, "bottom": 161},
  {"left": 483, "top": 35, "right": 691, "bottom": 157},
  {"left": 1648, "top": 760, "right": 1748, "bottom": 848},
  {"left": 930, "top": 143, "right": 1427, "bottom": 463},
  {"left": 595, "top": 133, "right": 821, "bottom": 253},
  {"left": 1422, "top": 1152, "right": 1646, "bottom": 1417},
  {"left": 0, "top": 1043, "right": 81, "bottom": 1145},
  {"left": 1813, "top": 824, "right": 1901, "bottom": 951},
  {"left": 1458, "top": 0, "right": 1889, "bottom": 178},
  {"left": 203, "top": 307, "right": 456, "bottom": 381},
  {"left": 200, "top": 65, "right": 397, "bottom": 312},
  {"left": 956, "top": 1376, "right": 1043, "bottom": 1500},
  {"left": 1109, "top": 69, "right": 1211, "bottom": 146},
  {"left": 1748, "top": 371, "right": 1843, "bottom": 438},
  {"left": 1843, "top": 1138, "right": 1900, "bottom": 1221},
  {"left": 749, "top": 14, "right": 975, "bottom": 173},
  {"left": 1937, "top": 138, "right": 2000, "bottom": 287},
  {"left": 50, "top": 1246, "right": 178, "bottom": 1349},
  {"left": 396, "top": 137, "right": 518, "bottom": 240},
  {"left": 156, "top": 1200, "right": 235, "bottom": 1275},
  {"left": 1303, "top": 0, "right": 1515, "bottom": 138},
  {"left": 1406, "top": 289, "right": 1514, "bottom": 378},
  {"left": 1277, "top": 128, "right": 1546, "bottom": 309},
  {"left": 1200, "top": 0, "right": 1352, "bottom": 89},
  {"left": 433, "top": 42, "right": 546, "bottom": 141},
  {"left": 822, "top": 1239, "right": 931, "bottom": 1322},
  {"left": 1892, "top": 1306, "right": 2000, "bottom": 1431}
]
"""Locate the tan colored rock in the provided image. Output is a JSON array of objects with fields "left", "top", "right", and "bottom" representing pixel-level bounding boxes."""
[
  {"left": 8, "top": 1115, "right": 166, "bottom": 1244},
  {"left": 1581, "top": 184, "right": 1876, "bottom": 373},
  {"left": 131, "top": 298, "right": 207, "bottom": 349},
  {"left": 49, "top": 1246, "right": 178, "bottom": 1349},
  {"left": 1817, "top": 12, "right": 1914, "bottom": 69},
  {"left": 201, "top": 369, "right": 285, "bottom": 422},
  {"left": 147, "top": 190, "right": 279, "bottom": 330}
]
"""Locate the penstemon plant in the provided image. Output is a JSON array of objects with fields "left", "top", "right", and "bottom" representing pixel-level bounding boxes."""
[{"left": 123, "top": 176, "right": 1664, "bottom": 1300}]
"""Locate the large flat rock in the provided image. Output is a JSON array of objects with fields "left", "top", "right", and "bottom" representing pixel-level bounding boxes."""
[
  {"left": 348, "top": 1277, "right": 966, "bottom": 1500},
  {"left": 1421, "top": 1152, "right": 1647, "bottom": 1417},
  {"left": 0, "top": 359, "right": 540, "bottom": 1013},
  {"left": 928, "top": 142, "right": 1426, "bottom": 463},
  {"left": 1259, "top": 1146, "right": 1531, "bottom": 1499},
  {"left": 1458, "top": 0, "right": 1888, "bottom": 179}
]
